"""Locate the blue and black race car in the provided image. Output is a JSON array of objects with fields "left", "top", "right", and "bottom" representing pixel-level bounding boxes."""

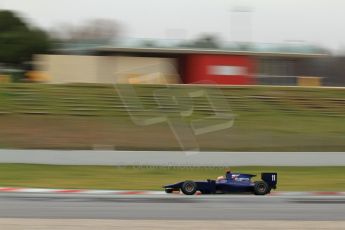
[{"left": 163, "top": 171, "right": 277, "bottom": 195}]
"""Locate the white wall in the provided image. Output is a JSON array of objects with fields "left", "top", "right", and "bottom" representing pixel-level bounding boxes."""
[{"left": 35, "top": 55, "right": 181, "bottom": 84}]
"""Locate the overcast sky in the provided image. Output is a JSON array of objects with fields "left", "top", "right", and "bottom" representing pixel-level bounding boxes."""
[{"left": 1, "top": 0, "right": 345, "bottom": 51}]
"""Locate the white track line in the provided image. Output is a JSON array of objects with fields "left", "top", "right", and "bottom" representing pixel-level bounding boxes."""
[{"left": 0, "top": 187, "right": 344, "bottom": 196}]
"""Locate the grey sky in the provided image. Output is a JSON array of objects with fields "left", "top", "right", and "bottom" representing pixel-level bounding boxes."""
[{"left": 1, "top": 0, "right": 345, "bottom": 51}]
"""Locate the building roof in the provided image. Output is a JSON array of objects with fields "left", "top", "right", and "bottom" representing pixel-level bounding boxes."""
[{"left": 56, "top": 38, "right": 329, "bottom": 58}]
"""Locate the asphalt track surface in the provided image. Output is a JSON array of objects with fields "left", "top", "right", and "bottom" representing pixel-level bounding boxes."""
[
  {"left": 0, "top": 193, "right": 344, "bottom": 221},
  {"left": 1, "top": 150, "right": 345, "bottom": 166}
]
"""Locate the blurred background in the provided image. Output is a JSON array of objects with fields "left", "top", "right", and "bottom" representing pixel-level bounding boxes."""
[
  {"left": 0, "top": 0, "right": 344, "bottom": 152},
  {"left": 0, "top": 0, "right": 344, "bottom": 196}
]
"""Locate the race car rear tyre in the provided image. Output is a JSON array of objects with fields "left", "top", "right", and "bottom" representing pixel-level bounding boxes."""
[
  {"left": 181, "top": 180, "right": 197, "bottom": 195},
  {"left": 254, "top": 181, "right": 270, "bottom": 195},
  {"left": 165, "top": 188, "right": 173, "bottom": 193}
]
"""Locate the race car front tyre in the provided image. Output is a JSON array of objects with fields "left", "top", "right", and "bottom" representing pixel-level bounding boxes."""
[
  {"left": 254, "top": 181, "right": 270, "bottom": 195},
  {"left": 165, "top": 188, "right": 173, "bottom": 193},
  {"left": 181, "top": 180, "right": 197, "bottom": 195}
]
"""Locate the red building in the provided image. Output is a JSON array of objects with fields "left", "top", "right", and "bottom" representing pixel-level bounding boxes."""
[
  {"left": 183, "top": 54, "right": 255, "bottom": 85},
  {"left": 58, "top": 42, "right": 326, "bottom": 85}
]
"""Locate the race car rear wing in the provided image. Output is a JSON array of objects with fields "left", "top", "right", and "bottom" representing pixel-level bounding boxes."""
[{"left": 261, "top": 173, "right": 277, "bottom": 189}]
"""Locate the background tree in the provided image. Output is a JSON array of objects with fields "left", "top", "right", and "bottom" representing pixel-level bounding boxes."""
[
  {"left": 51, "top": 19, "right": 119, "bottom": 44},
  {"left": 179, "top": 34, "right": 220, "bottom": 49},
  {"left": 193, "top": 35, "right": 220, "bottom": 49},
  {"left": 0, "top": 10, "right": 51, "bottom": 66}
]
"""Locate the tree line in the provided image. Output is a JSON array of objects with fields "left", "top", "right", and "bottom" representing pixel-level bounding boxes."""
[{"left": 0, "top": 10, "right": 120, "bottom": 68}]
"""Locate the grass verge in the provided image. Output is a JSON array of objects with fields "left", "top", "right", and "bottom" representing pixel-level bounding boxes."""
[
  {"left": 0, "top": 164, "right": 344, "bottom": 191},
  {"left": 0, "top": 84, "right": 345, "bottom": 151}
]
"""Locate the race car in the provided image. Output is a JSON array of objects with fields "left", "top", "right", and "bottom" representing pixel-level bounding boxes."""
[{"left": 163, "top": 171, "right": 277, "bottom": 195}]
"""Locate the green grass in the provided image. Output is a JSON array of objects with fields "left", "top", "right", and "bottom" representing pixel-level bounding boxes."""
[
  {"left": 0, "top": 164, "right": 344, "bottom": 191},
  {"left": 0, "top": 83, "right": 344, "bottom": 151}
]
